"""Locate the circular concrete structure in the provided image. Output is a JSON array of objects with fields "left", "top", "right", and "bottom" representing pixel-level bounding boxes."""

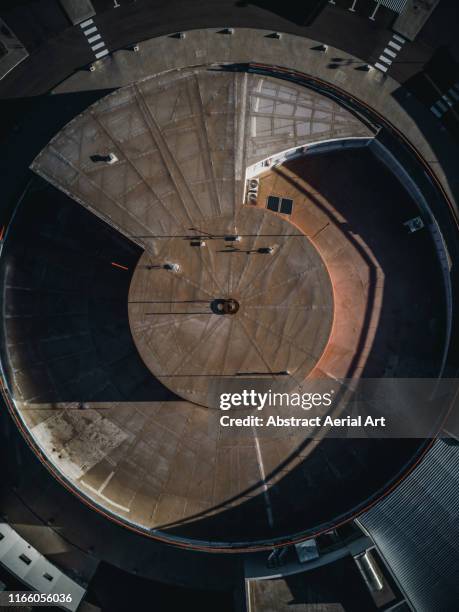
[
  {"left": 0, "top": 60, "right": 451, "bottom": 550},
  {"left": 128, "top": 208, "right": 334, "bottom": 407}
]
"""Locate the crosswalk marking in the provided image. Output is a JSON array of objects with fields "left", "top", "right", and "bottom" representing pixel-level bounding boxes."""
[
  {"left": 374, "top": 62, "right": 388, "bottom": 73},
  {"left": 374, "top": 32, "right": 406, "bottom": 73},
  {"left": 392, "top": 33, "right": 405, "bottom": 44},
  {"left": 430, "top": 82, "right": 459, "bottom": 118},
  {"left": 80, "top": 18, "right": 109, "bottom": 62},
  {"left": 95, "top": 49, "right": 109, "bottom": 59},
  {"left": 388, "top": 40, "right": 402, "bottom": 51}
]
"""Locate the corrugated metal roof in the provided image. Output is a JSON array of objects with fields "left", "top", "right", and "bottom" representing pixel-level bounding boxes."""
[{"left": 360, "top": 440, "right": 459, "bottom": 612}]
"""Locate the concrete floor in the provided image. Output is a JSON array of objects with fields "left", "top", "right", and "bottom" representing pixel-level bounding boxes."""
[
  {"left": 0, "top": 141, "right": 447, "bottom": 546},
  {"left": 129, "top": 208, "right": 333, "bottom": 407}
]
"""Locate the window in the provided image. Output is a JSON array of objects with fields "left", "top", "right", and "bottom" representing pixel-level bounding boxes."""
[
  {"left": 43, "top": 572, "right": 54, "bottom": 582},
  {"left": 266, "top": 195, "right": 293, "bottom": 215},
  {"left": 267, "top": 195, "right": 280, "bottom": 212},
  {"left": 19, "top": 553, "right": 31, "bottom": 565},
  {"left": 280, "top": 198, "right": 293, "bottom": 215}
]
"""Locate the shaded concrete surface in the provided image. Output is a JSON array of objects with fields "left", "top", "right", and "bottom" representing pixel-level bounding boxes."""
[
  {"left": 1, "top": 146, "right": 447, "bottom": 546},
  {"left": 0, "top": 399, "right": 245, "bottom": 591},
  {"left": 0, "top": 178, "right": 176, "bottom": 404},
  {"left": 0, "top": 17, "right": 28, "bottom": 81},
  {"left": 0, "top": 89, "right": 115, "bottom": 234},
  {"left": 0, "top": 0, "right": 69, "bottom": 55},
  {"left": 247, "top": 555, "right": 378, "bottom": 611},
  {"left": 86, "top": 560, "right": 235, "bottom": 612},
  {"left": 0, "top": 1, "right": 451, "bottom": 608},
  {"left": 269, "top": 149, "right": 447, "bottom": 378}
]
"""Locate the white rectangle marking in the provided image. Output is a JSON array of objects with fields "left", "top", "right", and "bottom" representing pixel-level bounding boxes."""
[
  {"left": 91, "top": 42, "right": 105, "bottom": 51},
  {"left": 87, "top": 34, "right": 101, "bottom": 43},
  {"left": 388, "top": 40, "right": 402, "bottom": 51},
  {"left": 437, "top": 100, "right": 448, "bottom": 112},
  {"left": 95, "top": 49, "right": 109, "bottom": 58},
  {"left": 375, "top": 62, "right": 388, "bottom": 72},
  {"left": 80, "top": 19, "right": 94, "bottom": 28},
  {"left": 392, "top": 33, "right": 405, "bottom": 44},
  {"left": 84, "top": 26, "right": 98, "bottom": 36}
]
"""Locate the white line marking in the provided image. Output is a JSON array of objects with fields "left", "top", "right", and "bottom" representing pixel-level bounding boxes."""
[
  {"left": 448, "top": 88, "right": 459, "bottom": 101},
  {"left": 380, "top": 55, "right": 392, "bottom": 64},
  {"left": 442, "top": 94, "right": 453, "bottom": 107},
  {"left": 98, "top": 471, "right": 115, "bottom": 494},
  {"left": 83, "top": 26, "right": 98, "bottom": 36},
  {"left": 95, "top": 49, "right": 109, "bottom": 58},
  {"left": 384, "top": 48, "right": 396, "bottom": 58},
  {"left": 431, "top": 105, "right": 443, "bottom": 118},
  {"left": 87, "top": 34, "right": 101, "bottom": 43},
  {"left": 252, "top": 428, "right": 274, "bottom": 528},
  {"left": 80, "top": 19, "right": 94, "bottom": 28},
  {"left": 392, "top": 33, "right": 405, "bottom": 44},
  {"left": 388, "top": 40, "right": 402, "bottom": 51},
  {"left": 91, "top": 41, "right": 105, "bottom": 51},
  {"left": 81, "top": 478, "right": 131, "bottom": 512},
  {"left": 375, "top": 62, "right": 388, "bottom": 72}
]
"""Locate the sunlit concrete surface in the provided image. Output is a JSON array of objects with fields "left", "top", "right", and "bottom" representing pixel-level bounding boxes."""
[
  {"left": 31, "top": 69, "right": 372, "bottom": 249},
  {"left": 1, "top": 129, "right": 447, "bottom": 546},
  {"left": 0, "top": 31, "right": 445, "bottom": 548},
  {"left": 128, "top": 208, "right": 333, "bottom": 407},
  {"left": 50, "top": 27, "right": 458, "bottom": 214}
]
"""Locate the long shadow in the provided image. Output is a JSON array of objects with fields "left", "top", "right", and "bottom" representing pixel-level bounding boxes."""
[
  {"left": 1, "top": 92, "right": 452, "bottom": 544},
  {"left": 0, "top": 90, "right": 116, "bottom": 225},
  {"left": 235, "top": 0, "right": 328, "bottom": 25},
  {"left": 0, "top": 177, "right": 179, "bottom": 403},
  {"left": 152, "top": 147, "right": 446, "bottom": 543},
  {"left": 388, "top": 85, "right": 459, "bottom": 373}
]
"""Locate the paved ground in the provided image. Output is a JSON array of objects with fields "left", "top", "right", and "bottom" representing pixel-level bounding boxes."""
[{"left": 0, "top": 0, "right": 456, "bottom": 96}]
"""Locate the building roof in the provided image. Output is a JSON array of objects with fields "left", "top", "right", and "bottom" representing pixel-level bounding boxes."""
[{"left": 360, "top": 438, "right": 459, "bottom": 612}]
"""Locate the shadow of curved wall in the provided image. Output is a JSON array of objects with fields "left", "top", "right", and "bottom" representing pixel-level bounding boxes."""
[{"left": 0, "top": 177, "right": 179, "bottom": 403}]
